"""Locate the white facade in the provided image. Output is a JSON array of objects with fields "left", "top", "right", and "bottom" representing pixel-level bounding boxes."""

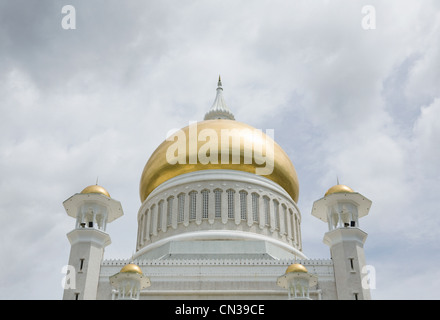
[
  {"left": 62, "top": 80, "right": 373, "bottom": 300},
  {"left": 62, "top": 175, "right": 372, "bottom": 301},
  {"left": 98, "top": 257, "right": 334, "bottom": 300}
]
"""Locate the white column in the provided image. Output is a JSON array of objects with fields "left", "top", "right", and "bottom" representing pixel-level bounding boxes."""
[
  {"left": 164, "top": 198, "right": 170, "bottom": 232},
  {"left": 208, "top": 190, "right": 215, "bottom": 224},
  {"left": 184, "top": 193, "right": 190, "bottom": 226},
  {"left": 145, "top": 209, "right": 151, "bottom": 241},
  {"left": 280, "top": 204, "right": 286, "bottom": 238},
  {"left": 296, "top": 213, "right": 302, "bottom": 250},
  {"left": 137, "top": 214, "right": 143, "bottom": 248},
  {"left": 286, "top": 209, "right": 292, "bottom": 242},
  {"left": 142, "top": 210, "right": 149, "bottom": 242},
  {"left": 172, "top": 196, "right": 178, "bottom": 229},
  {"left": 234, "top": 191, "right": 241, "bottom": 225},
  {"left": 271, "top": 200, "right": 279, "bottom": 232},
  {"left": 327, "top": 208, "right": 333, "bottom": 231},
  {"left": 259, "top": 196, "right": 265, "bottom": 229},
  {"left": 247, "top": 191, "right": 253, "bottom": 226},
  {"left": 197, "top": 191, "right": 203, "bottom": 225},
  {"left": 294, "top": 214, "right": 299, "bottom": 247},
  {"left": 156, "top": 202, "right": 161, "bottom": 233},
  {"left": 92, "top": 208, "right": 97, "bottom": 228},
  {"left": 102, "top": 211, "right": 108, "bottom": 231},
  {"left": 222, "top": 189, "right": 228, "bottom": 224},
  {"left": 151, "top": 205, "right": 157, "bottom": 237},
  {"left": 291, "top": 210, "right": 297, "bottom": 247}
]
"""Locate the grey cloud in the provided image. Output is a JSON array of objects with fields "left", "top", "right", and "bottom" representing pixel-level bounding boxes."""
[{"left": 1, "top": 0, "right": 439, "bottom": 299}]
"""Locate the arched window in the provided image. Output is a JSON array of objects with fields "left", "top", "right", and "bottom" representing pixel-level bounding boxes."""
[
  {"left": 189, "top": 191, "right": 197, "bottom": 221},
  {"left": 289, "top": 208, "right": 295, "bottom": 241},
  {"left": 239, "top": 191, "right": 247, "bottom": 220},
  {"left": 252, "top": 193, "right": 259, "bottom": 223},
  {"left": 177, "top": 193, "right": 185, "bottom": 223},
  {"left": 273, "top": 200, "right": 280, "bottom": 230},
  {"left": 201, "top": 190, "right": 209, "bottom": 219},
  {"left": 214, "top": 189, "right": 222, "bottom": 218},
  {"left": 227, "top": 189, "right": 235, "bottom": 219},
  {"left": 263, "top": 196, "right": 270, "bottom": 226},
  {"left": 167, "top": 196, "right": 174, "bottom": 226}
]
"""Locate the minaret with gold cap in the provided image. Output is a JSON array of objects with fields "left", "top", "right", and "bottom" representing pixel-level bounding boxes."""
[
  {"left": 62, "top": 184, "right": 123, "bottom": 300},
  {"left": 311, "top": 183, "right": 372, "bottom": 300}
]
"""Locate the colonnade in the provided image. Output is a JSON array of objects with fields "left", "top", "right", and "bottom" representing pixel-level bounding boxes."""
[{"left": 137, "top": 186, "right": 302, "bottom": 250}]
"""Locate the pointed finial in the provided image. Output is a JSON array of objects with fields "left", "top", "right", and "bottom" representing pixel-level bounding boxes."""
[
  {"left": 204, "top": 75, "right": 235, "bottom": 120},
  {"left": 337, "top": 176, "right": 340, "bottom": 185},
  {"left": 96, "top": 176, "right": 99, "bottom": 185}
]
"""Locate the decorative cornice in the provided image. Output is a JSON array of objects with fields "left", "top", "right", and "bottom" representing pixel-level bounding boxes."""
[
  {"left": 323, "top": 227, "right": 368, "bottom": 247},
  {"left": 102, "top": 258, "right": 333, "bottom": 267},
  {"left": 67, "top": 228, "right": 111, "bottom": 247}
]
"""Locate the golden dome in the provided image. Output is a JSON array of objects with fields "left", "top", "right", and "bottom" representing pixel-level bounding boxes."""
[
  {"left": 139, "top": 119, "right": 299, "bottom": 203},
  {"left": 286, "top": 263, "right": 308, "bottom": 274},
  {"left": 80, "top": 185, "right": 110, "bottom": 198},
  {"left": 120, "top": 263, "right": 143, "bottom": 274},
  {"left": 324, "top": 184, "right": 354, "bottom": 197}
]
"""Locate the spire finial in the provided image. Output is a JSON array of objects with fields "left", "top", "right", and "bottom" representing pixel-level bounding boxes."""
[
  {"left": 337, "top": 176, "right": 340, "bottom": 185},
  {"left": 203, "top": 76, "right": 235, "bottom": 120}
]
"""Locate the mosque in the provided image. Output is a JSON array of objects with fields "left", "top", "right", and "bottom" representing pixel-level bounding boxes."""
[{"left": 62, "top": 77, "right": 373, "bottom": 300}]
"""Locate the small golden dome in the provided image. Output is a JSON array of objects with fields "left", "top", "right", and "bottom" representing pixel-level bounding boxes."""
[
  {"left": 286, "top": 263, "right": 308, "bottom": 274},
  {"left": 80, "top": 185, "right": 111, "bottom": 198},
  {"left": 139, "top": 119, "right": 299, "bottom": 203},
  {"left": 324, "top": 184, "right": 354, "bottom": 197},
  {"left": 120, "top": 263, "right": 143, "bottom": 275}
]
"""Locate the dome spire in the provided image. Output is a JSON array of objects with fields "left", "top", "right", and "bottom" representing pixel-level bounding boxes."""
[{"left": 204, "top": 75, "right": 235, "bottom": 120}]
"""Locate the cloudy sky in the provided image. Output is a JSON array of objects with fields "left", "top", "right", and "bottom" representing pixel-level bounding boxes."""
[{"left": 0, "top": 0, "right": 439, "bottom": 300}]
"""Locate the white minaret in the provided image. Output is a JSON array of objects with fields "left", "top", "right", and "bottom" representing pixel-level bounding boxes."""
[
  {"left": 311, "top": 184, "right": 372, "bottom": 300},
  {"left": 62, "top": 184, "right": 123, "bottom": 300}
]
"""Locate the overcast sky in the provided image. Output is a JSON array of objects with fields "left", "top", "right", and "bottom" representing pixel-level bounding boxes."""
[{"left": 0, "top": 0, "right": 439, "bottom": 300}]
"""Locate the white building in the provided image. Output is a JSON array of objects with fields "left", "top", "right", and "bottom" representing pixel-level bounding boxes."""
[{"left": 62, "top": 78, "right": 373, "bottom": 300}]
